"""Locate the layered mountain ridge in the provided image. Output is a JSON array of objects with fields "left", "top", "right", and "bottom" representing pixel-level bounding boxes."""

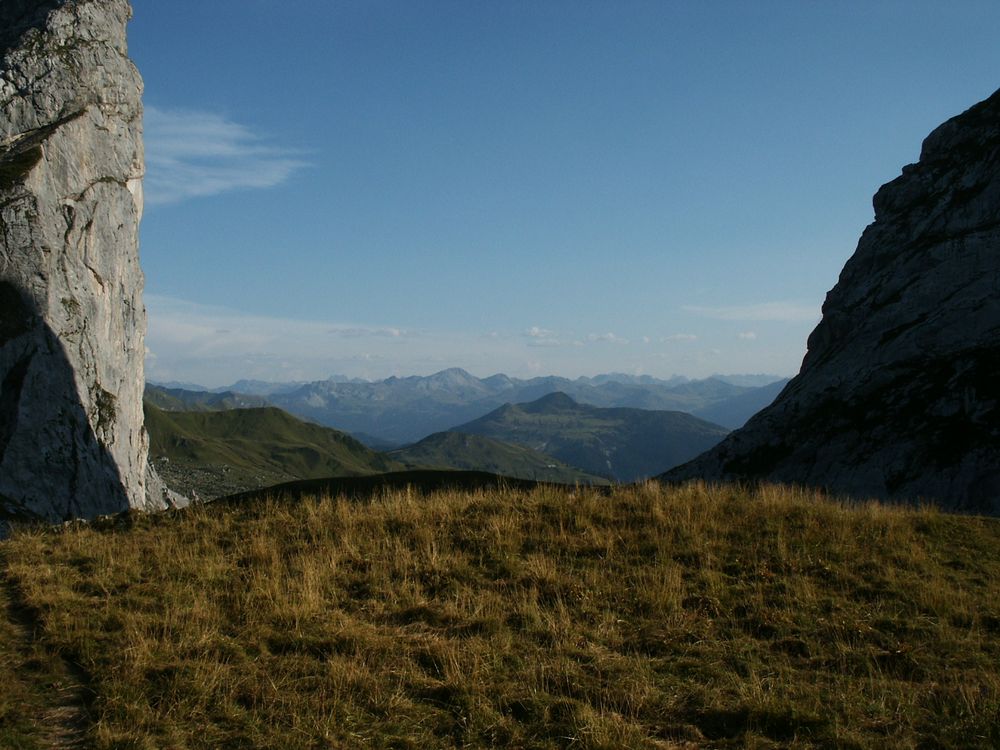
[{"left": 147, "top": 370, "right": 784, "bottom": 446}]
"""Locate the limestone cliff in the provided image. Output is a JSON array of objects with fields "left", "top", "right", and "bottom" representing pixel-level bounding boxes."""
[
  {"left": 0, "top": 0, "right": 175, "bottom": 522},
  {"left": 664, "top": 89, "right": 1000, "bottom": 514}
]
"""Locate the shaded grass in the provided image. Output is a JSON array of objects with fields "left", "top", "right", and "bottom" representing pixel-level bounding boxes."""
[
  {"left": 389, "top": 431, "right": 610, "bottom": 485},
  {"left": 0, "top": 580, "right": 45, "bottom": 750},
  {"left": 0, "top": 570, "right": 85, "bottom": 750},
  {"left": 2, "top": 481, "right": 999, "bottom": 748}
]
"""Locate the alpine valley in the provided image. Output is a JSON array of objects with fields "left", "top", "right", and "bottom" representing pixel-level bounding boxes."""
[
  {"left": 146, "top": 369, "right": 785, "bottom": 446},
  {"left": 142, "top": 369, "right": 774, "bottom": 496}
]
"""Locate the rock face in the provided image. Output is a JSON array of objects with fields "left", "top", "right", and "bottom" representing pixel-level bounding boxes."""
[
  {"left": 0, "top": 0, "right": 174, "bottom": 523},
  {"left": 665, "top": 89, "right": 1000, "bottom": 515}
]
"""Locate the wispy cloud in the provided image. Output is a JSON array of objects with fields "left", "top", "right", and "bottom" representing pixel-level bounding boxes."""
[
  {"left": 144, "top": 297, "right": 806, "bottom": 386},
  {"left": 144, "top": 297, "right": 602, "bottom": 385},
  {"left": 144, "top": 106, "right": 309, "bottom": 205},
  {"left": 524, "top": 326, "right": 561, "bottom": 347},
  {"left": 738, "top": 331, "right": 758, "bottom": 340},
  {"left": 683, "top": 301, "right": 820, "bottom": 322},
  {"left": 587, "top": 332, "right": 629, "bottom": 345},
  {"left": 329, "top": 326, "right": 407, "bottom": 339},
  {"left": 662, "top": 333, "right": 698, "bottom": 343},
  {"left": 525, "top": 326, "right": 556, "bottom": 339}
]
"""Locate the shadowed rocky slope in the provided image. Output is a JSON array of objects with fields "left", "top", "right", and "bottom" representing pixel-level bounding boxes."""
[
  {"left": 0, "top": 0, "right": 175, "bottom": 523},
  {"left": 665, "top": 89, "right": 1000, "bottom": 514}
]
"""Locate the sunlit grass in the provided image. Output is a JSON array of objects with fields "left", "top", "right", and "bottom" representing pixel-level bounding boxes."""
[{"left": 2, "top": 481, "right": 999, "bottom": 748}]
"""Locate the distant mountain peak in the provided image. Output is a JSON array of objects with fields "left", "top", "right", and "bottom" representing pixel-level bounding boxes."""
[
  {"left": 432, "top": 367, "right": 477, "bottom": 381},
  {"left": 451, "top": 391, "right": 728, "bottom": 482},
  {"left": 525, "top": 392, "right": 578, "bottom": 411},
  {"left": 483, "top": 373, "right": 514, "bottom": 387}
]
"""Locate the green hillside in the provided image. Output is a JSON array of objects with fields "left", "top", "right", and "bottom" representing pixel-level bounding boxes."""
[
  {"left": 2, "top": 482, "right": 998, "bottom": 748},
  {"left": 452, "top": 392, "right": 729, "bottom": 481},
  {"left": 389, "top": 432, "right": 610, "bottom": 485},
  {"left": 144, "top": 404, "right": 401, "bottom": 499},
  {"left": 144, "top": 384, "right": 270, "bottom": 412},
  {"left": 145, "top": 404, "right": 608, "bottom": 499}
]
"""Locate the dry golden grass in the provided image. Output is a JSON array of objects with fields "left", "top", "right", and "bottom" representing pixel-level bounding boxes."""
[{"left": 2, "top": 481, "right": 999, "bottom": 748}]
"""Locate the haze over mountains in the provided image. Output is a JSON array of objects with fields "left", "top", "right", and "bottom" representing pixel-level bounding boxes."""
[{"left": 147, "top": 369, "right": 786, "bottom": 446}]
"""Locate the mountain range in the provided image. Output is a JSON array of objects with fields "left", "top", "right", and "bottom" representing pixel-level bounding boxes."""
[
  {"left": 147, "top": 369, "right": 785, "bottom": 446},
  {"left": 450, "top": 392, "right": 729, "bottom": 482},
  {"left": 144, "top": 385, "right": 728, "bottom": 497}
]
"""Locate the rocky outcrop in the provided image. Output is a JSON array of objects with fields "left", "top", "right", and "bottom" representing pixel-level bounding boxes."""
[
  {"left": 664, "top": 89, "right": 1000, "bottom": 515},
  {"left": 0, "top": 0, "right": 177, "bottom": 523}
]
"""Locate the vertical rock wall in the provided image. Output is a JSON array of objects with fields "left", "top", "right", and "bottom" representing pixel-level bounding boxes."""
[
  {"left": 0, "top": 0, "right": 170, "bottom": 522},
  {"left": 663, "top": 89, "right": 1000, "bottom": 514}
]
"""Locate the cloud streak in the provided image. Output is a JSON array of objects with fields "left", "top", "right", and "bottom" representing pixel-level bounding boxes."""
[
  {"left": 524, "top": 326, "right": 561, "bottom": 347},
  {"left": 145, "top": 297, "right": 608, "bottom": 385},
  {"left": 143, "top": 297, "right": 805, "bottom": 387},
  {"left": 329, "top": 326, "right": 407, "bottom": 339},
  {"left": 144, "top": 106, "right": 309, "bottom": 205},
  {"left": 683, "top": 301, "right": 820, "bottom": 322},
  {"left": 587, "top": 332, "right": 629, "bottom": 345}
]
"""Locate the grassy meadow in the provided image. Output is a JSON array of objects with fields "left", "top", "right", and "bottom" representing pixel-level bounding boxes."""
[{"left": 1, "top": 481, "right": 999, "bottom": 748}]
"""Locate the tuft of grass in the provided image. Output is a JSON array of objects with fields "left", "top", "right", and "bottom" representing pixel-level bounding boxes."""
[
  {"left": 1, "top": 481, "right": 999, "bottom": 748},
  {"left": 0, "top": 570, "right": 80, "bottom": 750}
]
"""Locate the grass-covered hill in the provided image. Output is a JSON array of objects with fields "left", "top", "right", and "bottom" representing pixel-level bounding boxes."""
[
  {"left": 1, "top": 481, "right": 998, "bottom": 748},
  {"left": 144, "top": 384, "right": 270, "bottom": 412},
  {"left": 144, "top": 403, "right": 403, "bottom": 499},
  {"left": 145, "top": 404, "right": 609, "bottom": 500},
  {"left": 452, "top": 392, "right": 729, "bottom": 481},
  {"left": 388, "top": 431, "right": 610, "bottom": 485}
]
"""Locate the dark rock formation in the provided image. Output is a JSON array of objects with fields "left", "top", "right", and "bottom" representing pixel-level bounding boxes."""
[
  {"left": 664, "top": 89, "right": 1000, "bottom": 514},
  {"left": 0, "top": 0, "right": 178, "bottom": 523}
]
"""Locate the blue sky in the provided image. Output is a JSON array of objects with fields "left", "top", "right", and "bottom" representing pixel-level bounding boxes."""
[{"left": 131, "top": 1, "right": 1000, "bottom": 387}]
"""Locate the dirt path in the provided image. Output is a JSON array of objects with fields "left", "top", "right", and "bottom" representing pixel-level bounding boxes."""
[{"left": 0, "top": 557, "right": 93, "bottom": 749}]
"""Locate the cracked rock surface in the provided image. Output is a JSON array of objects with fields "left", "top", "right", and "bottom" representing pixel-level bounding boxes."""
[
  {"left": 664, "top": 89, "right": 1000, "bottom": 515},
  {"left": 0, "top": 0, "right": 178, "bottom": 523}
]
